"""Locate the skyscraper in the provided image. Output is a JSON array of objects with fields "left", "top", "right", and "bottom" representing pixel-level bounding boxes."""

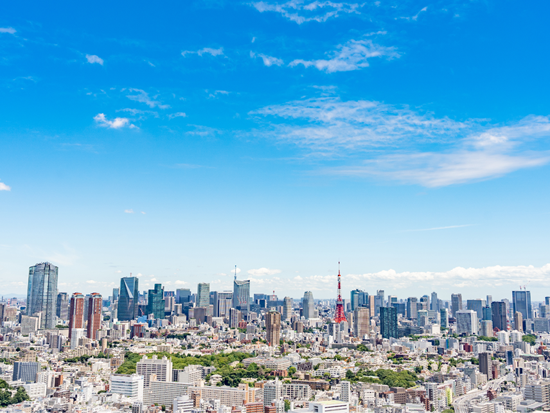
[
  {"left": 147, "top": 284, "right": 165, "bottom": 319},
  {"left": 265, "top": 310, "right": 281, "bottom": 346},
  {"left": 514, "top": 311, "right": 524, "bottom": 332},
  {"left": 176, "top": 288, "right": 191, "bottom": 304},
  {"left": 407, "top": 297, "right": 418, "bottom": 320},
  {"left": 440, "top": 308, "right": 449, "bottom": 329},
  {"left": 213, "top": 291, "right": 233, "bottom": 318},
  {"left": 233, "top": 279, "right": 250, "bottom": 314},
  {"left": 302, "top": 291, "right": 314, "bottom": 319},
  {"left": 283, "top": 297, "right": 292, "bottom": 321},
  {"left": 456, "top": 310, "right": 478, "bottom": 335},
  {"left": 467, "top": 299, "right": 484, "bottom": 320},
  {"left": 451, "top": 293, "right": 462, "bottom": 318},
  {"left": 374, "top": 290, "right": 384, "bottom": 316},
  {"left": 431, "top": 292, "right": 438, "bottom": 311},
  {"left": 87, "top": 292, "right": 102, "bottom": 339},
  {"left": 491, "top": 301, "right": 507, "bottom": 331},
  {"left": 69, "top": 293, "right": 85, "bottom": 339},
  {"left": 112, "top": 288, "right": 120, "bottom": 302},
  {"left": 380, "top": 307, "right": 397, "bottom": 339},
  {"left": 354, "top": 307, "right": 370, "bottom": 338},
  {"left": 118, "top": 277, "right": 139, "bottom": 321},
  {"left": 482, "top": 306, "right": 492, "bottom": 321},
  {"left": 26, "top": 262, "right": 58, "bottom": 329},
  {"left": 56, "top": 292, "right": 69, "bottom": 321},
  {"left": 512, "top": 291, "right": 532, "bottom": 320},
  {"left": 197, "top": 283, "right": 210, "bottom": 308},
  {"left": 479, "top": 352, "right": 492, "bottom": 377}
]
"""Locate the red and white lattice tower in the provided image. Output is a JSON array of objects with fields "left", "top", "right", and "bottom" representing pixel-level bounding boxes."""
[{"left": 334, "top": 261, "right": 347, "bottom": 323}]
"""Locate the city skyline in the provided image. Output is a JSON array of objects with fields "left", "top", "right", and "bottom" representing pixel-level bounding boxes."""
[{"left": 1, "top": 1, "right": 550, "bottom": 299}]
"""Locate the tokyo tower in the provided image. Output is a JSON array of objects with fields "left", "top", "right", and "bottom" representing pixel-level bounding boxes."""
[{"left": 334, "top": 262, "right": 347, "bottom": 323}]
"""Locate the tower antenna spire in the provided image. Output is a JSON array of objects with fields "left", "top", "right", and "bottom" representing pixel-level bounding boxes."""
[{"left": 334, "top": 261, "right": 347, "bottom": 323}]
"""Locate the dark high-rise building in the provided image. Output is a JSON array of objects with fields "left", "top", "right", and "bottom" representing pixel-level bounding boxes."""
[
  {"left": 431, "top": 292, "right": 438, "bottom": 311},
  {"left": 451, "top": 293, "right": 462, "bottom": 318},
  {"left": 146, "top": 284, "right": 165, "bottom": 319},
  {"left": 302, "top": 291, "right": 315, "bottom": 319},
  {"left": 87, "top": 293, "right": 102, "bottom": 339},
  {"left": 479, "top": 352, "right": 492, "bottom": 377},
  {"left": 56, "top": 292, "right": 69, "bottom": 321},
  {"left": 350, "top": 289, "right": 368, "bottom": 311},
  {"left": 380, "top": 306, "right": 397, "bottom": 339},
  {"left": 112, "top": 288, "right": 120, "bottom": 302},
  {"left": 233, "top": 279, "right": 250, "bottom": 314},
  {"left": 491, "top": 301, "right": 507, "bottom": 331},
  {"left": 374, "top": 290, "right": 384, "bottom": 316},
  {"left": 197, "top": 283, "right": 210, "bottom": 308},
  {"left": 467, "top": 299, "right": 484, "bottom": 321},
  {"left": 118, "top": 277, "right": 139, "bottom": 321},
  {"left": 26, "top": 262, "right": 58, "bottom": 329},
  {"left": 176, "top": 288, "right": 191, "bottom": 304},
  {"left": 512, "top": 291, "right": 532, "bottom": 320},
  {"left": 69, "top": 293, "right": 85, "bottom": 339},
  {"left": 265, "top": 310, "right": 281, "bottom": 346},
  {"left": 13, "top": 362, "right": 39, "bottom": 383}
]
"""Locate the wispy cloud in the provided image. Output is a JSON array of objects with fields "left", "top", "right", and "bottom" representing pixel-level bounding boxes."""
[
  {"left": 252, "top": 97, "right": 550, "bottom": 187},
  {"left": 398, "top": 6, "right": 428, "bottom": 21},
  {"left": 126, "top": 89, "right": 170, "bottom": 109},
  {"left": 401, "top": 224, "right": 473, "bottom": 233},
  {"left": 250, "top": 51, "right": 284, "bottom": 67},
  {"left": 251, "top": 0, "right": 362, "bottom": 24},
  {"left": 86, "top": 54, "right": 104, "bottom": 65},
  {"left": 168, "top": 112, "right": 187, "bottom": 119},
  {"left": 124, "top": 209, "right": 134, "bottom": 214},
  {"left": 248, "top": 267, "right": 282, "bottom": 276},
  {"left": 289, "top": 39, "right": 399, "bottom": 73},
  {"left": 94, "top": 113, "right": 134, "bottom": 129},
  {"left": 0, "top": 27, "right": 16, "bottom": 35},
  {"left": 181, "top": 47, "right": 224, "bottom": 57},
  {"left": 0, "top": 181, "right": 11, "bottom": 191}
]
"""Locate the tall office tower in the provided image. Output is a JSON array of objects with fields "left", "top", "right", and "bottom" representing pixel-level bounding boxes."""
[
  {"left": 112, "top": 288, "right": 120, "bottom": 302},
  {"left": 213, "top": 291, "right": 233, "bottom": 318},
  {"left": 119, "top": 277, "right": 139, "bottom": 321},
  {"left": 283, "top": 297, "right": 292, "bottom": 321},
  {"left": 388, "top": 295, "right": 398, "bottom": 306},
  {"left": 417, "top": 310, "right": 429, "bottom": 327},
  {"left": 69, "top": 293, "right": 85, "bottom": 339},
  {"left": 229, "top": 307, "right": 242, "bottom": 328},
  {"left": 407, "top": 297, "right": 418, "bottom": 320},
  {"left": 87, "top": 292, "right": 102, "bottom": 339},
  {"left": 302, "top": 291, "right": 315, "bottom": 319},
  {"left": 514, "top": 311, "right": 524, "bottom": 332},
  {"left": 451, "top": 293, "right": 463, "bottom": 318},
  {"left": 233, "top": 279, "right": 250, "bottom": 314},
  {"left": 351, "top": 289, "right": 361, "bottom": 311},
  {"left": 56, "top": 292, "right": 69, "bottom": 321},
  {"left": 265, "top": 310, "right": 281, "bottom": 346},
  {"left": 197, "top": 283, "right": 210, "bottom": 308},
  {"left": 431, "top": 292, "right": 438, "bottom": 311},
  {"left": 491, "top": 301, "right": 507, "bottom": 331},
  {"left": 147, "top": 284, "right": 165, "bottom": 319},
  {"left": 456, "top": 310, "right": 478, "bottom": 335},
  {"left": 26, "top": 262, "right": 58, "bottom": 329},
  {"left": 380, "top": 307, "right": 397, "bottom": 339},
  {"left": 176, "top": 288, "right": 191, "bottom": 304},
  {"left": 486, "top": 295, "right": 493, "bottom": 307},
  {"left": 373, "top": 290, "right": 384, "bottom": 316},
  {"left": 546, "top": 297, "right": 550, "bottom": 306},
  {"left": 480, "top": 320, "right": 493, "bottom": 337},
  {"left": 440, "top": 308, "right": 449, "bottom": 329},
  {"left": 482, "top": 306, "right": 492, "bottom": 321},
  {"left": 368, "top": 295, "right": 375, "bottom": 314},
  {"left": 479, "top": 352, "right": 492, "bottom": 377},
  {"left": 354, "top": 307, "right": 370, "bottom": 338},
  {"left": 467, "top": 299, "right": 484, "bottom": 320},
  {"left": 512, "top": 291, "right": 532, "bottom": 320}
]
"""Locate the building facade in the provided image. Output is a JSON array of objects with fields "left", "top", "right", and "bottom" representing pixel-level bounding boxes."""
[
  {"left": 26, "top": 262, "right": 58, "bottom": 329},
  {"left": 119, "top": 277, "right": 139, "bottom": 321}
]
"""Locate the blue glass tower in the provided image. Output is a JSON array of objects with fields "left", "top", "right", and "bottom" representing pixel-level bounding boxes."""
[{"left": 26, "top": 262, "right": 58, "bottom": 329}]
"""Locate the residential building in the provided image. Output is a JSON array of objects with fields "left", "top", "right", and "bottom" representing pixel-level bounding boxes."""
[
  {"left": 26, "top": 262, "right": 58, "bottom": 329},
  {"left": 87, "top": 292, "right": 102, "bottom": 339},
  {"left": 69, "top": 292, "right": 85, "bottom": 339},
  {"left": 266, "top": 310, "right": 282, "bottom": 346},
  {"left": 110, "top": 374, "right": 144, "bottom": 401},
  {"left": 353, "top": 307, "right": 370, "bottom": 338},
  {"left": 136, "top": 355, "right": 173, "bottom": 387},
  {"left": 264, "top": 379, "right": 283, "bottom": 406},
  {"left": 144, "top": 381, "right": 192, "bottom": 407},
  {"left": 173, "top": 395, "right": 194, "bottom": 413},
  {"left": 340, "top": 381, "right": 350, "bottom": 403}
]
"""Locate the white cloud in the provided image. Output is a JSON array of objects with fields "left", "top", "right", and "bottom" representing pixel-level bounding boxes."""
[
  {"left": 248, "top": 268, "right": 282, "bottom": 276},
  {"left": 168, "top": 112, "right": 187, "bottom": 119},
  {"left": 250, "top": 51, "right": 284, "bottom": 67},
  {"left": 126, "top": 89, "right": 170, "bottom": 109},
  {"left": 252, "top": 97, "right": 550, "bottom": 186},
  {"left": 289, "top": 39, "right": 399, "bottom": 73},
  {"left": 94, "top": 113, "right": 133, "bottom": 129},
  {"left": 141, "top": 211, "right": 146, "bottom": 215},
  {"left": 86, "top": 54, "right": 104, "bottom": 65},
  {"left": 399, "top": 6, "right": 428, "bottom": 21},
  {"left": 401, "top": 224, "right": 472, "bottom": 232},
  {"left": 175, "top": 280, "right": 188, "bottom": 285},
  {"left": 150, "top": 277, "right": 158, "bottom": 282},
  {"left": 116, "top": 270, "right": 122, "bottom": 273},
  {"left": 251, "top": 0, "right": 362, "bottom": 24},
  {"left": 86, "top": 280, "right": 96, "bottom": 284},
  {"left": 182, "top": 47, "right": 224, "bottom": 57},
  {"left": 0, "top": 27, "right": 16, "bottom": 34},
  {"left": 0, "top": 181, "right": 11, "bottom": 191},
  {"left": 124, "top": 209, "right": 134, "bottom": 214}
]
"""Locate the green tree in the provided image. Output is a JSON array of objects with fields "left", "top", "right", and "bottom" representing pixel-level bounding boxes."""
[
  {"left": 523, "top": 334, "right": 537, "bottom": 345},
  {"left": 284, "top": 400, "right": 291, "bottom": 411}
]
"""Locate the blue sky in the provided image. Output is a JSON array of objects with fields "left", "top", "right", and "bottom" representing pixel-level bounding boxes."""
[{"left": 1, "top": 0, "right": 550, "bottom": 301}]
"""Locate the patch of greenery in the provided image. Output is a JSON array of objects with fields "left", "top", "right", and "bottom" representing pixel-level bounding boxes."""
[
  {"left": 357, "top": 344, "right": 370, "bottom": 352},
  {"left": 477, "top": 336, "right": 497, "bottom": 342},
  {"left": 523, "top": 334, "right": 536, "bottom": 345},
  {"left": 0, "top": 380, "right": 30, "bottom": 407},
  {"left": 55, "top": 325, "right": 69, "bottom": 329},
  {"left": 344, "top": 369, "right": 419, "bottom": 388}
]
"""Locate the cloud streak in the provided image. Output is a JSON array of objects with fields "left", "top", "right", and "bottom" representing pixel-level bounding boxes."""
[
  {"left": 86, "top": 54, "right": 104, "bottom": 65},
  {"left": 126, "top": 89, "right": 170, "bottom": 109},
  {"left": 251, "top": 0, "right": 363, "bottom": 24},
  {"left": 0, "top": 27, "right": 16, "bottom": 35},
  {"left": 182, "top": 47, "right": 224, "bottom": 57},
  {"left": 94, "top": 113, "right": 133, "bottom": 129}
]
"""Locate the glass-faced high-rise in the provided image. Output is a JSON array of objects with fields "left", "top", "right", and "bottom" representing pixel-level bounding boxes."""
[
  {"left": 118, "top": 277, "right": 139, "bottom": 321},
  {"left": 197, "top": 283, "right": 210, "bottom": 308},
  {"left": 233, "top": 279, "right": 250, "bottom": 313},
  {"left": 26, "top": 262, "right": 58, "bottom": 329},
  {"left": 380, "top": 306, "right": 397, "bottom": 339},
  {"left": 146, "top": 284, "right": 165, "bottom": 319},
  {"left": 512, "top": 291, "right": 532, "bottom": 320}
]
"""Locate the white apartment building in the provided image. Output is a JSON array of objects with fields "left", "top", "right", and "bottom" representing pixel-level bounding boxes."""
[
  {"left": 22, "top": 382, "right": 46, "bottom": 399},
  {"left": 110, "top": 374, "right": 144, "bottom": 401},
  {"left": 340, "top": 381, "right": 350, "bottom": 403},
  {"left": 283, "top": 383, "right": 312, "bottom": 401},
  {"left": 144, "top": 381, "right": 192, "bottom": 407},
  {"left": 136, "top": 355, "right": 173, "bottom": 387},
  {"left": 173, "top": 395, "right": 194, "bottom": 413},
  {"left": 289, "top": 401, "right": 349, "bottom": 413},
  {"left": 188, "top": 385, "right": 249, "bottom": 407},
  {"left": 264, "top": 379, "right": 283, "bottom": 406}
]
